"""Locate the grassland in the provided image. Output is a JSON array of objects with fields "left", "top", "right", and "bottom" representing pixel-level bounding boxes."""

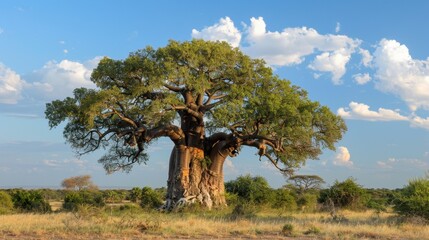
[{"left": 1, "top": 205, "right": 428, "bottom": 240}]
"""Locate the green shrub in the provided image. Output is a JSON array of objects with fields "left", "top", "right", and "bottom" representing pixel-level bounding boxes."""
[
  {"left": 297, "top": 193, "right": 318, "bottom": 212},
  {"left": 128, "top": 187, "right": 143, "bottom": 203},
  {"left": 0, "top": 191, "right": 14, "bottom": 214},
  {"left": 63, "top": 190, "right": 105, "bottom": 211},
  {"left": 229, "top": 202, "right": 257, "bottom": 219},
  {"left": 393, "top": 177, "right": 429, "bottom": 221},
  {"left": 225, "top": 175, "right": 274, "bottom": 205},
  {"left": 272, "top": 189, "right": 297, "bottom": 211},
  {"left": 140, "top": 187, "right": 163, "bottom": 209},
  {"left": 11, "top": 190, "right": 51, "bottom": 213},
  {"left": 319, "top": 178, "right": 368, "bottom": 210}
]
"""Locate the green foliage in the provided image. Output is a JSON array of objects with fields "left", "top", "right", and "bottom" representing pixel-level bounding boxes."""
[
  {"left": 63, "top": 190, "right": 105, "bottom": 211},
  {"left": 229, "top": 202, "right": 258, "bottom": 220},
  {"left": 128, "top": 187, "right": 143, "bottom": 203},
  {"left": 319, "top": 178, "right": 368, "bottom": 210},
  {"left": 225, "top": 175, "right": 274, "bottom": 205},
  {"left": 11, "top": 190, "right": 51, "bottom": 213},
  {"left": 393, "top": 177, "right": 429, "bottom": 220},
  {"left": 140, "top": 187, "right": 163, "bottom": 209},
  {"left": 271, "top": 189, "right": 297, "bottom": 211},
  {"left": 296, "top": 193, "right": 319, "bottom": 212},
  {"left": 0, "top": 191, "right": 14, "bottom": 214}
]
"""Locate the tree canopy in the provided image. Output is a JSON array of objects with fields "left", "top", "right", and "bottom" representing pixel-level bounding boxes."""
[{"left": 46, "top": 39, "right": 346, "bottom": 176}]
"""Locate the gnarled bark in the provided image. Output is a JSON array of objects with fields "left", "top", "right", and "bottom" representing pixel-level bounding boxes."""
[{"left": 163, "top": 142, "right": 229, "bottom": 210}]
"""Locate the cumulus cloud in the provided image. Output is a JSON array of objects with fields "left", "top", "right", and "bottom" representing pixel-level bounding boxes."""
[
  {"left": 337, "top": 102, "right": 408, "bottom": 121},
  {"left": 308, "top": 49, "right": 351, "bottom": 84},
  {"left": 191, "top": 17, "right": 241, "bottom": 48},
  {"left": 373, "top": 39, "right": 429, "bottom": 111},
  {"left": 359, "top": 48, "right": 373, "bottom": 67},
  {"left": 27, "top": 57, "right": 101, "bottom": 100},
  {"left": 353, "top": 73, "right": 371, "bottom": 85},
  {"left": 334, "top": 146, "right": 353, "bottom": 167},
  {"left": 192, "top": 17, "right": 361, "bottom": 83},
  {"left": 0, "top": 63, "right": 25, "bottom": 104}
]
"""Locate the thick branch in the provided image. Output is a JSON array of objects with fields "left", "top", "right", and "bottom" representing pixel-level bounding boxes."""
[
  {"left": 163, "top": 83, "right": 183, "bottom": 92},
  {"left": 145, "top": 125, "right": 185, "bottom": 145}
]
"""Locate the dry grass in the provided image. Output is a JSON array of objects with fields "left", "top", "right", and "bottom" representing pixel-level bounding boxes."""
[{"left": 0, "top": 208, "right": 428, "bottom": 239}]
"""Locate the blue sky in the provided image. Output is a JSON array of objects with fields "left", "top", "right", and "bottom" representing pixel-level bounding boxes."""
[{"left": 1, "top": 1, "right": 429, "bottom": 189}]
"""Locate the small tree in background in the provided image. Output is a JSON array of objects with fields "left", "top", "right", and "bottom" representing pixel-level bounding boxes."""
[
  {"left": 61, "top": 175, "right": 98, "bottom": 191},
  {"left": 287, "top": 175, "right": 325, "bottom": 194}
]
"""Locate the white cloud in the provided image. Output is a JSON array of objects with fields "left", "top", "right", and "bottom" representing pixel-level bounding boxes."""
[
  {"left": 43, "top": 158, "right": 87, "bottom": 168},
  {"left": 27, "top": 57, "right": 101, "bottom": 100},
  {"left": 333, "top": 146, "right": 353, "bottom": 167},
  {"left": 337, "top": 102, "right": 408, "bottom": 121},
  {"left": 410, "top": 115, "right": 429, "bottom": 130},
  {"left": 191, "top": 17, "right": 241, "bottom": 48},
  {"left": 309, "top": 49, "right": 351, "bottom": 84},
  {"left": 63, "top": 49, "right": 69, "bottom": 54},
  {"left": 335, "top": 22, "right": 340, "bottom": 33},
  {"left": 353, "top": 73, "right": 372, "bottom": 85},
  {"left": 373, "top": 39, "right": 429, "bottom": 111},
  {"left": 359, "top": 48, "right": 373, "bottom": 67},
  {"left": 192, "top": 17, "right": 362, "bottom": 84},
  {"left": 377, "top": 157, "right": 429, "bottom": 170},
  {"left": 0, "top": 63, "right": 25, "bottom": 104}
]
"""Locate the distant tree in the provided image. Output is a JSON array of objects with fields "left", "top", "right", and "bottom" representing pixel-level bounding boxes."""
[
  {"left": 287, "top": 175, "right": 325, "bottom": 194},
  {"left": 61, "top": 175, "right": 98, "bottom": 191},
  {"left": 46, "top": 39, "right": 346, "bottom": 210}
]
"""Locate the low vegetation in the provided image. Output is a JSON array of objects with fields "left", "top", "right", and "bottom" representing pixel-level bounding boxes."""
[{"left": 1, "top": 175, "right": 429, "bottom": 239}]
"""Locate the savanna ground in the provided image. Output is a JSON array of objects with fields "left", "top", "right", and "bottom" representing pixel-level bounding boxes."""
[{"left": 1, "top": 204, "right": 428, "bottom": 240}]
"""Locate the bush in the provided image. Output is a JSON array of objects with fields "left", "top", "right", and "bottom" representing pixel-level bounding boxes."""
[
  {"left": 319, "top": 178, "right": 368, "bottom": 210},
  {"left": 11, "top": 190, "right": 51, "bottom": 213},
  {"left": 140, "top": 187, "right": 163, "bottom": 209},
  {"left": 63, "top": 190, "right": 105, "bottom": 211},
  {"left": 297, "top": 193, "right": 318, "bottom": 212},
  {"left": 225, "top": 175, "right": 274, "bottom": 205},
  {"left": 128, "top": 187, "right": 143, "bottom": 203},
  {"left": 272, "top": 189, "right": 297, "bottom": 211},
  {"left": 394, "top": 177, "right": 429, "bottom": 221},
  {"left": 0, "top": 191, "right": 14, "bottom": 214}
]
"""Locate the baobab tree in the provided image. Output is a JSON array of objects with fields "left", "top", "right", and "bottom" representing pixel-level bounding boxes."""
[{"left": 45, "top": 39, "right": 346, "bottom": 210}]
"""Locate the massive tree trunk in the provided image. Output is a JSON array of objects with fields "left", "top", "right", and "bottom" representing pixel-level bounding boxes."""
[
  {"left": 162, "top": 113, "right": 233, "bottom": 210},
  {"left": 163, "top": 144, "right": 228, "bottom": 210}
]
